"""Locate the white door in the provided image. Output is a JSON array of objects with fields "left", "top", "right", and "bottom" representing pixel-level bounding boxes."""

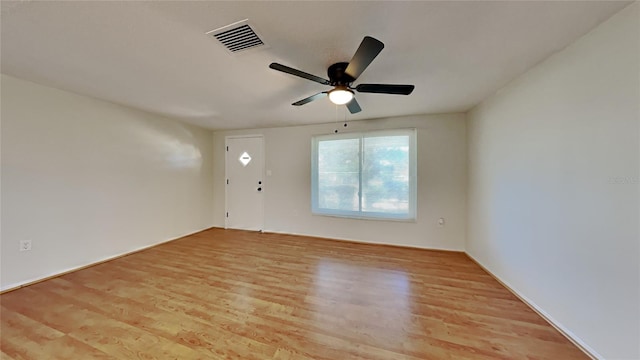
[{"left": 226, "top": 136, "right": 264, "bottom": 231}]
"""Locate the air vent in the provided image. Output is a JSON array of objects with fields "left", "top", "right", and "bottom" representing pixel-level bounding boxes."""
[{"left": 206, "top": 19, "right": 267, "bottom": 55}]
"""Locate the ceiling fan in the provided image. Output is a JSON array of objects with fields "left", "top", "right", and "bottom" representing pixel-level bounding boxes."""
[{"left": 269, "top": 36, "right": 415, "bottom": 114}]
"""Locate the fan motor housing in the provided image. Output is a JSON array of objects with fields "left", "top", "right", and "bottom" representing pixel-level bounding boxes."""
[{"left": 328, "top": 62, "right": 355, "bottom": 85}]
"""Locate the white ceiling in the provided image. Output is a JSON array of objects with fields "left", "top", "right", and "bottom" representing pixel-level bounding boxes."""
[{"left": 1, "top": 1, "right": 630, "bottom": 130}]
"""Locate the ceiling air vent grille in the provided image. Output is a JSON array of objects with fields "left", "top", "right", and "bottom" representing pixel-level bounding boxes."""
[{"left": 207, "top": 20, "right": 267, "bottom": 55}]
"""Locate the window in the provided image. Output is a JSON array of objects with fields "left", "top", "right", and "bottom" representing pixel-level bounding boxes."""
[{"left": 311, "top": 129, "right": 416, "bottom": 220}]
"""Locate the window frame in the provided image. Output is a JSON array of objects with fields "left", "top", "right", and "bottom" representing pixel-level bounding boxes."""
[{"left": 311, "top": 128, "right": 417, "bottom": 221}]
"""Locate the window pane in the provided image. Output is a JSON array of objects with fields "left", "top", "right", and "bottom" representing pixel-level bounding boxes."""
[
  {"left": 312, "top": 129, "right": 415, "bottom": 220},
  {"left": 317, "top": 138, "right": 360, "bottom": 212},
  {"left": 362, "top": 135, "right": 410, "bottom": 214}
]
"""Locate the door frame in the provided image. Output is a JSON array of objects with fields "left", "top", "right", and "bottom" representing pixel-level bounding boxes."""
[{"left": 224, "top": 134, "right": 265, "bottom": 231}]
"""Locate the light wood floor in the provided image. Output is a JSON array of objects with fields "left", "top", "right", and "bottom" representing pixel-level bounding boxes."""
[{"left": 1, "top": 228, "right": 587, "bottom": 359}]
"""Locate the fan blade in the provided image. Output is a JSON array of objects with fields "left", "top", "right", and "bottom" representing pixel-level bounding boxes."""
[
  {"left": 344, "top": 36, "right": 384, "bottom": 80},
  {"left": 355, "top": 84, "right": 415, "bottom": 95},
  {"left": 346, "top": 98, "right": 361, "bottom": 114},
  {"left": 292, "top": 92, "right": 327, "bottom": 106},
  {"left": 270, "top": 63, "right": 330, "bottom": 85}
]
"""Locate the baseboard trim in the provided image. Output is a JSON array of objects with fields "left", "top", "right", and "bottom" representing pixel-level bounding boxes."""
[
  {"left": 464, "top": 253, "right": 601, "bottom": 360},
  {"left": 0, "top": 227, "right": 215, "bottom": 294},
  {"left": 260, "top": 228, "right": 465, "bottom": 253}
]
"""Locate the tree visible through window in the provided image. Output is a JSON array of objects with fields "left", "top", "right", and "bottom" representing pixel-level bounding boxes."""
[{"left": 311, "top": 129, "right": 416, "bottom": 220}]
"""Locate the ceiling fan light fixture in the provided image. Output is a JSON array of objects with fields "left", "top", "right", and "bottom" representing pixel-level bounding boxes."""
[
  {"left": 328, "top": 87, "right": 354, "bottom": 105},
  {"left": 269, "top": 36, "right": 413, "bottom": 114}
]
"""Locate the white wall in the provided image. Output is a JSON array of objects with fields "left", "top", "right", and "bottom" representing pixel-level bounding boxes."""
[
  {"left": 213, "top": 113, "right": 467, "bottom": 251},
  {"left": 0, "top": 75, "right": 214, "bottom": 291},
  {"left": 467, "top": 3, "right": 639, "bottom": 359}
]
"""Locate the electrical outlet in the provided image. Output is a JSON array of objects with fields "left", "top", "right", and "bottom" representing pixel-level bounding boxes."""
[{"left": 19, "top": 240, "right": 32, "bottom": 252}]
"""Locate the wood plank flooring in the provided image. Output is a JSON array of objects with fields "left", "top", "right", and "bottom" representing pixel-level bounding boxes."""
[{"left": 1, "top": 228, "right": 587, "bottom": 359}]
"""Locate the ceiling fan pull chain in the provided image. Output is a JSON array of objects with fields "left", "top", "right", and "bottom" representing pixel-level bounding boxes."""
[
  {"left": 334, "top": 104, "right": 339, "bottom": 133},
  {"left": 344, "top": 106, "right": 348, "bottom": 128}
]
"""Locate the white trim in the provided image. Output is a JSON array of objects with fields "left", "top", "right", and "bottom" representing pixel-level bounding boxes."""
[
  {"left": 0, "top": 226, "right": 213, "bottom": 293},
  {"left": 261, "top": 229, "right": 464, "bottom": 252},
  {"left": 465, "top": 253, "right": 601, "bottom": 360}
]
